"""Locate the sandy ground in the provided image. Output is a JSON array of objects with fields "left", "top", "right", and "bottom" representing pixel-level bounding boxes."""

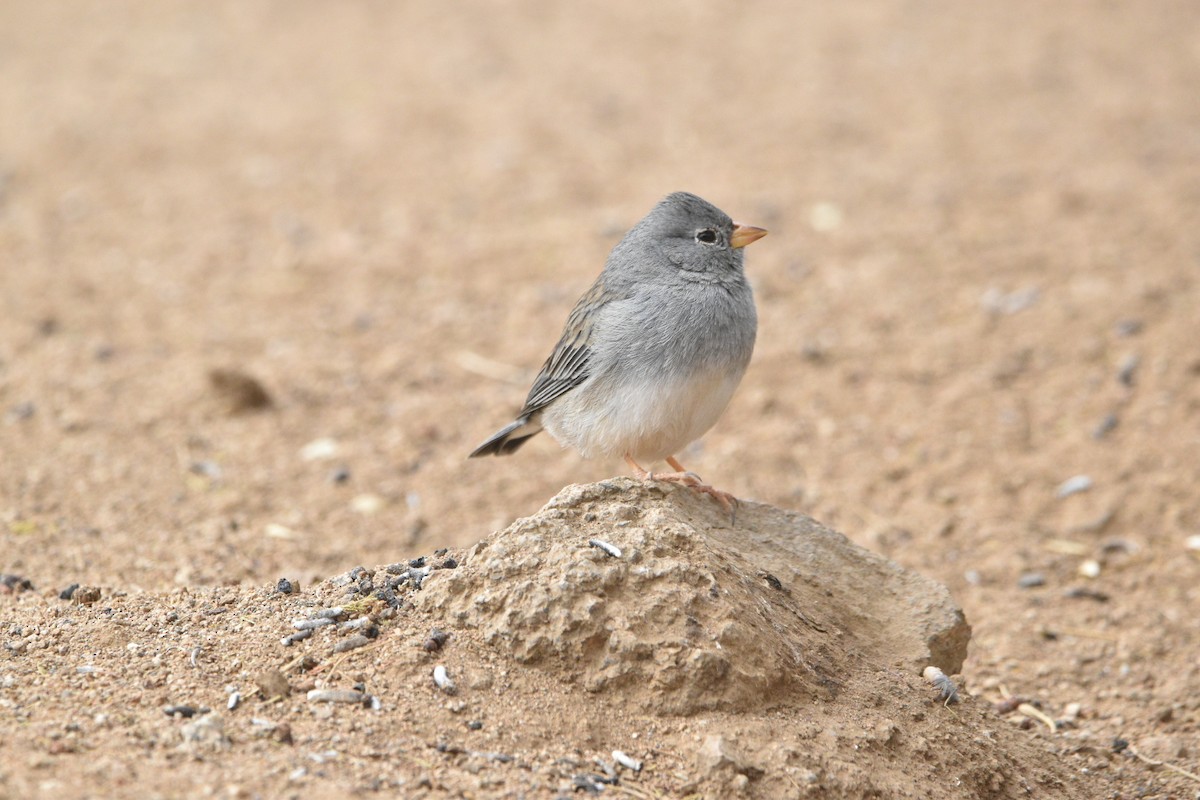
[{"left": 2, "top": 2, "right": 1199, "bottom": 798}]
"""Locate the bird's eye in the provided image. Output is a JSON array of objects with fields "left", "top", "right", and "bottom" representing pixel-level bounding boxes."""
[{"left": 696, "top": 229, "right": 718, "bottom": 245}]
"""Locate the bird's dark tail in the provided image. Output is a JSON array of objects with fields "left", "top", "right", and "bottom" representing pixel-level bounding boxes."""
[{"left": 468, "top": 415, "right": 543, "bottom": 458}]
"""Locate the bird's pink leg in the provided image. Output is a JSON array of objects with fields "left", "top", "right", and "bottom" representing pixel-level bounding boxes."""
[{"left": 624, "top": 453, "right": 739, "bottom": 520}]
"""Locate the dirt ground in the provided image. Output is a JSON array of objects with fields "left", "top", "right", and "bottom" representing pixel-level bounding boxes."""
[{"left": 2, "top": 1, "right": 1199, "bottom": 798}]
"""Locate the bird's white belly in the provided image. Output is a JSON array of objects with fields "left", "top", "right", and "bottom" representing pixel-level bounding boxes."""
[{"left": 541, "top": 367, "right": 744, "bottom": 462}]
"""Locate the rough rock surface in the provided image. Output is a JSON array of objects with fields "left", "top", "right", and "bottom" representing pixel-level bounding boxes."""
[{"left": 419, "top": 479, "right": 971, "bottom": 714}]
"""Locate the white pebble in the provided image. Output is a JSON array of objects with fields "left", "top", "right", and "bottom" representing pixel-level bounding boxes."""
[
  {"left": 350, "top": 494, "right": 384, "bottom": 515},
  {"left": 299, "top": 437, "right": 339, "bottom": 462},
  {"left": 1055, "top": 475, "right": 1093, "bottom": 498},
  {"left": 808, "top": 202, "right": 843, "bottom": 232},
  {"left": 612, "top": 750, "right": 643, "bottom": 772},
  {"left": 1185, "top": 534, "right": 1200, "bottom": 551},
  {"left": 433, "top": 665, "right": 456, "bottom": 695},
  {"left": 1078, "top": 559, "right": 1101, "bottom": 578},
  {"left": 588, "top": 538, "right": 622, "bottom": 559}
]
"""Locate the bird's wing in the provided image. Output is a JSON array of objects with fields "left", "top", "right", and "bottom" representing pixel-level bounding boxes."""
[{"left": 520, "top": 278, "right": 620, "bottom": 416}]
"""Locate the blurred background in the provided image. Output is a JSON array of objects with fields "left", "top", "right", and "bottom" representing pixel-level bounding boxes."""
[{"left": 1, "top": 0, "right": 1197, "bottom": 667}]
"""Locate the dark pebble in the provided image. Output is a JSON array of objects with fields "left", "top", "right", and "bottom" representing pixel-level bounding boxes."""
[
  {"left": 1017, "top": 572, "right": 1045, "bottom": 589},
  {"left": 332, "top": 633, "right": 372, "bottom": 654},
  {"left": 375, "top": 586, "right": 401, "bottom": 609},
  {"left": 163, "top": 705, "right": 206, "bottom": 718},
  {"left": 329, "top": 465, "right": 351, "bottom": 484},
  {"left": 1114, "top": 319, "right": 1143, "bottom": 337},
  {"left": 1063, "top": 586, "right": 1110, "bottom": 602},
  {"left": 1117, "top": 354, "right": 1140, "bottom": 387},
  {"left": 1112, "top": 738, "right": 1130, "bottom": 753},
  {"left": 433, "top": 548, "right": 448, "bottom": 557},
  {"left": 440, "top": 558, "right": 458, "bottom": 570},
  {"left": 4, "top": 402, "right": 35, "bottom": 423},
  {"left": 1092, "top": 414, "right": 1119, "bottom": 439},
  {"left": 467, "top": 720, "right": 483, "bottom": 730},
  {"left": 409, "top": 556, "right": 427, "bottom": 568},
  {"left": 0, "top": 574, "right": 34, "bottom": 594},
  {"left": 276, "top": 578, "right": 295, "bottom": 595},
  {"left": 59, "top": 583, "right": 81, "bottom": 600},
  {"left": 573, "top": 775, "right": 603, "bottom": 794},
  {"left": 423, "top": 628, "right": 450, "bottom": 652},
  {"left": 208, "top": 367, "right": 273, "bottom": 413},
  {"left": 762, "top": 573, "right": 782, "bottom": 590},
  {"left": 189, "top": 460, "right": 222, "bottom": 479},
  {"left": 273, "top": 723, "right": 294, "bottom": 745}
]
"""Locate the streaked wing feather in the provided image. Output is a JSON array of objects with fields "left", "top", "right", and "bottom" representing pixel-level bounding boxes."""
[{"left": 519, "top": 279, "right": 619, "bottom": 415}]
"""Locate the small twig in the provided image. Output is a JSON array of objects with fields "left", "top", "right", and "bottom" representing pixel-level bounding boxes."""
[
  {"left": 1017, "top": 702, "right": 1057, "bottom": 733},
  {"left": 1041, "top": 626, "right": 1120, "bottom": 642},
  {"left": 1128, "top": 745, "right": 1200, "bottom": 784}
]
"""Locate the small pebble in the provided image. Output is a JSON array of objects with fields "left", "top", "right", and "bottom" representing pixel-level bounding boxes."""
[
  {"left": 573, "top": 774, "right": 603, "bottom": 795},
  {"left": 72, "top": 586, "right": 102, "bottom": 605},
  {"left": 328, "top": 465, "right": 351, "bottom": 484},
  {"left": 255, "top": 670, "right": 292, "bottom": 700},
  {"left": 440, "top": 557, "right": 458, "bottom": 570},
  {"left": 332, "top": 634, "right": 373, "bottom": 654},
  {"left": 1092, "top": 414, "right": 1119, "bottom": 439},
  {"left": 1078, "top": 559, "right": 1101, "bottom": 578},
  {"left": 163, "top": 705, "right": 204, "bottom": 718},
  {"left": 281, "top": 629, "right": 314, "bottom": 646},
  {"left": 227, "top": 691, "right": 241, "bottom": 711},
  {"left": 299, "top": 437, "right": 338, "bottom": 461},
  {"left": 59, "top": 583, "right": 81, "bottom": 600},
  {"left": 350, "top": 494, "right": 384, "bottom": 515},
  {"left": 1063, "top": 586, "right": 1110, "bottom": 602},
  {"left": 981, "top": 286, "right": 1040, "bottom": 315},
  {"left": 433, "top": 665, "right": 456, "bottom": 695},
  {"left": 209, "top": 368, "right": 273, "bottom": 413},
  {"left": 0, "top": 574, "right": 34, "bottom": 594},
  {"left": 1185, "top": 535, "right": 1200, "bottom": 552},
  {"left": 1056, "top": 475, "right": 1093, "bottom": 498},
  {"left": 423, "top": 629, "right": 450, "bottom": 652},
  {"left": 407, "top": 566, "right": 430, "bottom": 589},
  {"left": 293, "top": 617, "right": 334, "bottom": 631},
  {"left": 1114, "top": 319, "right": 1143, "bottom": 337},
  {"left": 1017, "top": 572, "right": 1045, "bottom": 589},
  {"left": 339, "top": 617, "right": 377, "bottom": 633},
  {"left": 189, "top": 460, "right": 223, "bottom": 480},
  {"left": 276, "top": 578, "right": 296, "bottom": 595},
  {"left": 467, "top": 720, "right": 483, "bottom": 730},
  {"left": 1116, "top": 353, "right": 1140, "bottom": 387},
  {"left": 588, "top": 538, "right": 622, "bottom": 559},
  {"left": 612, "top": 750, "right": 643, "bottom": 772},
  {"left": 313, "top": 607, "right": 346, "bottom": 620},
  {"left": 4, "top": 401, "right": 35, "bottom": 423},
  {"left": 306, "top": 689, "right": 369, "bottom": 705}
]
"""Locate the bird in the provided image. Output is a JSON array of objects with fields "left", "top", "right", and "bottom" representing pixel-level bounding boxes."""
[{"left": 469, "top": 191, "right": 767, "bottom": 515}]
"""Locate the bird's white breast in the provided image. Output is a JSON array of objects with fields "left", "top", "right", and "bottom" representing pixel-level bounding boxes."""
[{"left": 541, "top": 364, "right": 747, "bottom": 462}]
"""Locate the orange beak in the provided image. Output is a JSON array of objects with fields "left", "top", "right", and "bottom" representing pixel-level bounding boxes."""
[{"left": 730, "top": 223, "right": 768, "bottom": 249}]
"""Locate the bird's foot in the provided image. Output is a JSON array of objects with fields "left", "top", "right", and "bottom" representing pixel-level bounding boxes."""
[{"left": 623, "top": 454, "right": 739, "bottom": 521}]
